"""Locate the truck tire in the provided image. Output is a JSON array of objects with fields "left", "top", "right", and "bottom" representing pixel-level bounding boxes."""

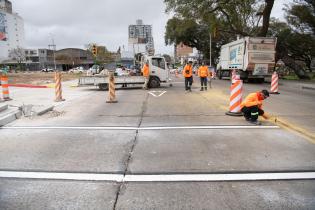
[
  {"left": 98, "top": 83, "right": 108, "bottom": 91},
  {"left": 257, "top": 78, "right": 265, "bottom": 83},
  {"left": 218, "top": 70, "right": 222, "bottom": 79},
  {"left": 149, "top": 77, "right": 160, "bottom": 88}
]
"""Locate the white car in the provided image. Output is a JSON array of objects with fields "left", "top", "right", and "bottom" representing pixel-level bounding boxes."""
[
  {"left": 41, "top": 68, "right": 54, "bottom": 72},
  {"left": 69, "top": 67, "right": 85, "bottom": 74}
]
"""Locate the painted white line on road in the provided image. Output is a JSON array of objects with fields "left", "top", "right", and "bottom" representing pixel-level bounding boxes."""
[
  {"left": 0, "top": 171, "right": 123, "bottom": 182},
  {"left": 0, "top": 125, "right": 279, "bottom": 130},
  {"left": 124, "top": 172, "right": 315, "bottom": 182},
  {"left": 0, "top": 171, "right": 314, "bottom": 182}
]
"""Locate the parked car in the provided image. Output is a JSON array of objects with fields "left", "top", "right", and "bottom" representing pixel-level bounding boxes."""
[
  {"left": 41, "top": 68, "right": 54, "bottom": 72},
  {"left": 69, "top": 67, "right": 85, "bottom": 74}
]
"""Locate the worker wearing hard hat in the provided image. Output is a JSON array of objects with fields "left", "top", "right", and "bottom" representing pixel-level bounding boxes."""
[
  {"left": 142, "top": 61, "right": 149, "bottom": 90},
  {"left": 241, "top": 90, "right": 270, "bottom": 125},
  {"left": 198, "top": 62, "right": 210, "bottom": 91},
  {"left": 183, "top": 61, "right": 193, "bottom": 92}
]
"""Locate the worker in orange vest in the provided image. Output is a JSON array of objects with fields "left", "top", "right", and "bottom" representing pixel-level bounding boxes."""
[
  {"left": 183, "top": 61, "right": 193, "bottom": 92},
  {"left": 198, "top": 62, "right": 210, "bottom": 91},
  {"left": 142, "top": 61, "right": 150, "bottom": 90},
  {"left": 241, "top": 90, "right": 270, "bottom": 125}
]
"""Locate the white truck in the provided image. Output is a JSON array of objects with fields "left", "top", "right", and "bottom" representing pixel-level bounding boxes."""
[
  {"left": 79, "top": 55, "right": 171, "bottom": 90},
  {"left": 216, "top": 37, "right": 277, "bottom": 82}
]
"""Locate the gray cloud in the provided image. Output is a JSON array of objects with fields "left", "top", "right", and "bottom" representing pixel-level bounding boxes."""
[{"left": 11, "top": 0, "right": 288, "bottom": 54}]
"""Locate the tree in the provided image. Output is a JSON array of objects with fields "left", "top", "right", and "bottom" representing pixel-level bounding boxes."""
[
  {"left": 8, "top": 47, "right": 25, "bottom": 70},
  {"left": 86, "top": 43, "right": 115, "bottom": 64},
  {"left": 164, "top": 0, "right": 274, "bottom": 37},
  {"left": 164, "top": 0, "right": 275, "bottom": 64},
  {"left": 270, "top": 0, "right": 315, "bottom": 78},
  {"left": 163, "top": 54, "right": 172, "bottom": 64}
]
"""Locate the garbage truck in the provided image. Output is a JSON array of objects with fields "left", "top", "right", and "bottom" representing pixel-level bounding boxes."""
[
  {"left": 216, "top": 37, "right": 277, "bottom": 82},
  {"left": 79, "top": 55, "right": 171, "bottom": 90}
]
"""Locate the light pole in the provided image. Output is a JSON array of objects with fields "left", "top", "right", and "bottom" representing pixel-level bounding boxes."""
[
  {"left": 49, "top": 34, "right": 57, "bottom": 70},
  {"left": 209, "top": 32, "right": 212, "bottom": 67}
]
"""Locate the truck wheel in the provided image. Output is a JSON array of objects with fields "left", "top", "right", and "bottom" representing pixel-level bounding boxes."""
[
  {"left": 218, "top": 70, "right": 222, "bottom": 79},
  {"left": 257, "top": 78, "right": 265, "bottom": 83},
  {"left": 149, "top": 78, "right": 160, "bottom": 88},
  {"left": 99, "top": 83, "right": 108, "bottom": 91}
]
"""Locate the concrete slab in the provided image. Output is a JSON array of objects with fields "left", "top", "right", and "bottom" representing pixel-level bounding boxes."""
[
  {"left": 0, "top": 129, "right": 135, "bottom": 173},
  {"left": 0, "top": 179, "right": 118, "bottom": 210},
  {"left": 129, "top": 129, "right": 315, "bottom": 173},
  {"left": 0, "top": 108, "right": 22, "bottom": 126},
  {"left": 0, "top": 103, "right": 8, "bottom": 112},
  {"left": 115, "top": 181, "right": 315, "bottom": 210}
]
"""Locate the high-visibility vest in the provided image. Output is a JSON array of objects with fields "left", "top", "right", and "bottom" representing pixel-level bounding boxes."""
[
  {"left": 241, "top": 92, "right": 264, "bottom": 109},
  {"left": 198, "top": 66, "right": 209, "bottom": 77},
  {"left": 142, "top": 64, "right": 149, "bottom": 77},
  {"left": 183, "top": 64, "right": 193, "bottom": 77}
]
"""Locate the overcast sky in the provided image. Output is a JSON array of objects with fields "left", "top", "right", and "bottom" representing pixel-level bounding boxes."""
[{"left": 11, "top": 0, "right": 289, "bottom": 54}]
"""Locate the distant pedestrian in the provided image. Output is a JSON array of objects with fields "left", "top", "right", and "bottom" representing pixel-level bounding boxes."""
[
  {"left": 142, "top": 61, "right": 150, "bottom": 90},
  {"left": 241, "top": 90, "right": 270, "bottom": 125},
  {"left": 183, "top": 61, "right": 193, "bottom": 92},
  {"left": 198, "top": 62, "right": 209, "bottom": 91}
]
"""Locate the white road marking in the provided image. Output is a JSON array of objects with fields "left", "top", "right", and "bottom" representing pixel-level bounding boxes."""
[
  {"left": 0, "top": 171, "right": 123, "bottom": 182},
  {"left": 0, "top": 171, "right": 314, "bottom": 182},
  {"left": 148, "top": 91, "right": 167, "bottom": 97},
  {"left": 0, "top": 125, "right": 279, "bottom": 130}
]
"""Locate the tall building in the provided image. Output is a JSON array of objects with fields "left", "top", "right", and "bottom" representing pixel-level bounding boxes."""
[
  {"left": 0, "top": 0, "right": 25, "bottom": 62},
  {"left": 128, "top": 19, "right": 154, "bottom": 55}
]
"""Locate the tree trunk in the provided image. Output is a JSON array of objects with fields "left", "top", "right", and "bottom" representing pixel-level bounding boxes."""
[
  {"left": 258, "top": 0, "right": 275, "bottom": 37},
  {"left": 282, "top": 55, "right": 310, "bottom": 79}
]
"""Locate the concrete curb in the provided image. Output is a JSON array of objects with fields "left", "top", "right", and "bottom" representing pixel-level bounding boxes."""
[
  {"left": 0, "top": 109, "right": 22, "bottom": 126},
  {"left": 302, "top": 85, "right": 315, "bottom": 90},
  {"left": 35, "top": 106, "right": 54, "bottom": 116}
]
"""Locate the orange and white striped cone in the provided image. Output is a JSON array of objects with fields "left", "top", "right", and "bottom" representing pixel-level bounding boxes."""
[
  {"left": 54, "top": 72, "right": 65, "bottom": 102},
  {"left": 1, "top": 75, "right": 12, "bottom": 101},
  {"left": 270, "top": 71, "right": 280, "bottom": 94},
  {"left": 106, "top": 72, "right": 117, "bottom": 103},
  {"left": 226, "top": 79, "right": 243, "bottom": 116}
]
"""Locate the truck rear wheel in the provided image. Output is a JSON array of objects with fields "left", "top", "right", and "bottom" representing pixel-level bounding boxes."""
[
  {"left": 149, "top": 77, "right": 160, "bottom": 88},
  {"left": 98, "top": 83, "right": 108, "bottom": 91},
  {"left": 218, "top": 70, "right": 222, "bottom": 79}
]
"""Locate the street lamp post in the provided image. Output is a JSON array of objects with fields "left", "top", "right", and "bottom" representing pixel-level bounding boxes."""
[
  {"left": 49, "top": 34, "right": 57, "bottom": 70},
  {"left": 209, "top": 32, "right": 212, "bottom": 67}
]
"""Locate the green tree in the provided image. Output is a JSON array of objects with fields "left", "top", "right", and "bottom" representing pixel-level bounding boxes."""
[
  {"left": 270, "top": 0, "right": 315, "bottom": 78},
  {"left": 164, "top": 0, "right": 275, "bottom": 64}
]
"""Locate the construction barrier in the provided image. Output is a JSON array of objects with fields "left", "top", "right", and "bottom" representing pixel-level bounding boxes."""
[
  {"left": 106, "top": 72, "right": 117, "bottom": 103},
  {"left": 54, "top": 72, "right": 65, "bottom": 102},
  {"left": 1, "top": 75, "right": 12, "bottom": 101},
  {"left": 226, "top": 79, "right": 243, "bottom": 116},
  {"left": 270, "top": 71, "right": 280, "bottom": 94}
]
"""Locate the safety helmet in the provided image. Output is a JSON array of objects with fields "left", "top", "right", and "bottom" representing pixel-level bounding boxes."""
[{"left": 261, "top": 89, "right": 269, "bottom": 98}]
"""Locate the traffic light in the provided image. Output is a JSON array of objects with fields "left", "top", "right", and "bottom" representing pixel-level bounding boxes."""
[{"left": 92, "top": 44, "right": 97, "bottom": 56}]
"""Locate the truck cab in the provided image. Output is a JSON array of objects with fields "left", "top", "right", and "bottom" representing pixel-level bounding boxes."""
[{"left": 141, "top": 55, "right": 170, "bottom": 88}]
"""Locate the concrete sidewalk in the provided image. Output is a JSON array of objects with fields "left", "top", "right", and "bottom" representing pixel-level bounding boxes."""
[{"left": 2, "top": 80, "right": 95, "bottom": 118}]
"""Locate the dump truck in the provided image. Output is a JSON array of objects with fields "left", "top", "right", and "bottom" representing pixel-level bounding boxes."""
[
  {"left": 216, "top": 37, "right": 277, "bottom": 82},
  {"left": 78, "top": 55, "right": 171, "bottom": 90}
]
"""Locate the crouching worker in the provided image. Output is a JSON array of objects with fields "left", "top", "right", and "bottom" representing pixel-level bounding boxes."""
[{"left": 241, "top": 89, "right": 270, "bottom": 125}]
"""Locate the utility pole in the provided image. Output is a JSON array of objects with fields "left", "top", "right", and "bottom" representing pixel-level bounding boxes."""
[
  {"left": 48, "top": 34, "right": 57, "bottom": 70},
  {"left": 209, "top": 32, "right": 212, "bottom": 67}
]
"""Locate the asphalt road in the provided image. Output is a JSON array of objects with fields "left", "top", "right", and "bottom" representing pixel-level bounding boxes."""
[{"left": 0, "top": 75, "right": 315, "bottom": 210}]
